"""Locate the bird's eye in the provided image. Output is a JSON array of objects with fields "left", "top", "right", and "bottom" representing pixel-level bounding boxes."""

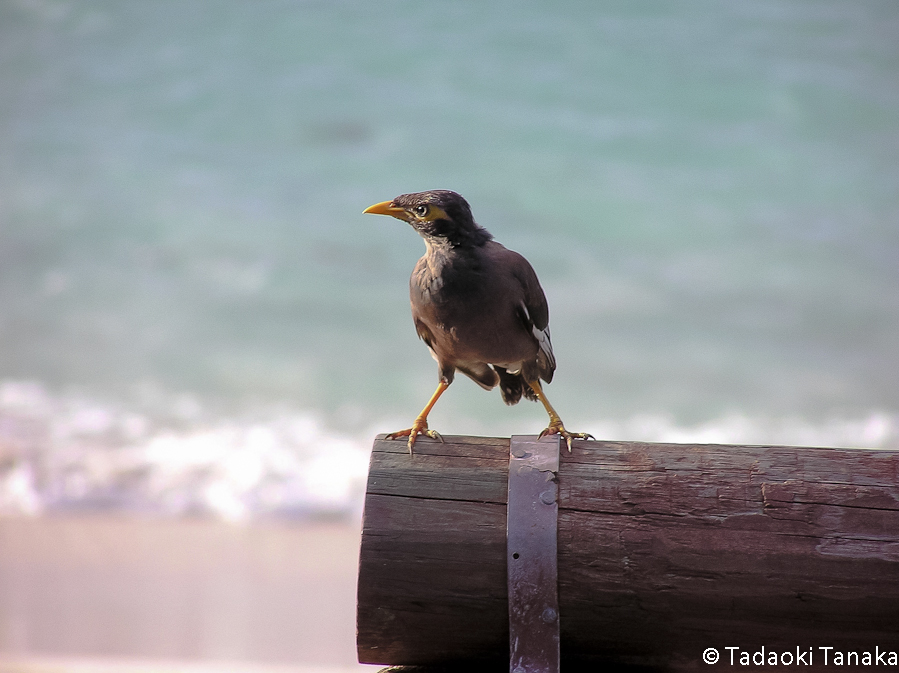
[{"left": 413, "top": 204, "right": 429, "bottom": 217}]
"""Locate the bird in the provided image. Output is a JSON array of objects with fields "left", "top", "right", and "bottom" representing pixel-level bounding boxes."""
[{"left": 364, "top": 190, "right": 593, "bottom": 453}]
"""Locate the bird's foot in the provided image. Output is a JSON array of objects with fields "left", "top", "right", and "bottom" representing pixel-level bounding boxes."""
[
  {"left": 385, "top": 419, "right": 444, "bottom": 454},
  {"left": 538, "top": 420, "right": 595, "bottom": 452}
]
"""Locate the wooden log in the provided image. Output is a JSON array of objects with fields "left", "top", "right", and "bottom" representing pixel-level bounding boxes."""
[{"left": 356, "top": 435, "right": 899, "bottom": 669}]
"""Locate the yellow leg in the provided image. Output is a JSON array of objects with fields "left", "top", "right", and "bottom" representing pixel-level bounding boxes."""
[
  {"left": 385, "top": 379, "right": 449, "bottom": 454},
  {"left": 527, "top": 380, "right": 594, "bottom": 452}
]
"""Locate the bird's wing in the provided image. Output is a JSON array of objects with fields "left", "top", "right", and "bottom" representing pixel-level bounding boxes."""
[{"left": 509, "top": 251, "right": 556, "bottom": 381}]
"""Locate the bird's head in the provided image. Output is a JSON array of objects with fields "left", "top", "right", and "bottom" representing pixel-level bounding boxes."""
[{"left": 364, "top": 190, "right": 492, "bottom": 247}]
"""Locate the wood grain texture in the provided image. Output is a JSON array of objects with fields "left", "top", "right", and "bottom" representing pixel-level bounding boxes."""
[
  {"left": 357, "top": 436, "right": 899, "bottom": 669},
  {"left": 357, "top": 436, "right": 510, "bottom": 667}
]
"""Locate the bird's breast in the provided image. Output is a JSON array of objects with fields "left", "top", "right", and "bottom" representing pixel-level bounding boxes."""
[{"left": 409, "top": 255, "right": 538, "bottom": 367}]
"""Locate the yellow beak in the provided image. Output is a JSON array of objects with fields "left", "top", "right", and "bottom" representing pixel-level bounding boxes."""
[{"left": 363, "top": 200, "right": 406, "bottom": 218}]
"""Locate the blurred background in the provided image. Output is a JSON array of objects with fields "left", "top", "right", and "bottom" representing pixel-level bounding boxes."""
[{"left": 1, "top": 0, "right": 897, "bottom": 670}]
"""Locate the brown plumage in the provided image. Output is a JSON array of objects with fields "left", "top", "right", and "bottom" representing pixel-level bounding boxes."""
[{"left": 364, "top": 190, "right": 592, "bottom": 452}]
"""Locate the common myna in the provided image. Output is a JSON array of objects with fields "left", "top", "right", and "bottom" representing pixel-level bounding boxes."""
[{"left": 365, "top": 190, "right": 592, "bottom": 452}]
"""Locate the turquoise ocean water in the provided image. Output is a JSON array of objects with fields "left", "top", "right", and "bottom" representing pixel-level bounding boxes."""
[{"left": 1, "top": 0, "right": 897, "bottom": 518}]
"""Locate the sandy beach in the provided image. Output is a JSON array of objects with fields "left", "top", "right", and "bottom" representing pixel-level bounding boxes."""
[{"left": 0, "top": 515, "right": 379, "bottom": 673}]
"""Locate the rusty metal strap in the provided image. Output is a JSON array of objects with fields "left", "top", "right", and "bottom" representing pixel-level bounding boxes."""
[{"left": 507, "top": 435, "right": 561, "bottom": 673}]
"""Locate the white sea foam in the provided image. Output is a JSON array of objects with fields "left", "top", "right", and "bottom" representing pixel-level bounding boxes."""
[
  {"left": 0, "top": 380, "right": 371, "bottom": 521},
  {"left": 585, "top": 411, "right": 897, "bottom": 449},
  {"left": 0, "top": 379, "right": 896, "bottom": 520}
]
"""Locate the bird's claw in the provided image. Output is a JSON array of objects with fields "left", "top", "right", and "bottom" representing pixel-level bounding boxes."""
[
  {"left": 539, "top": 421, "right": 595, "bottom": 452},
  {"left": 385, "top": 419, "right": 444, "bottom": 454}
]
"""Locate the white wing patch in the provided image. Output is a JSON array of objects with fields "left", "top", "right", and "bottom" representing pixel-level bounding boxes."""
[
  {"left": 520, "top": 301, "right": 556, "bottom": 371},
  {"left": 534, "top": 324, "right": 556, "bottom": 371}
]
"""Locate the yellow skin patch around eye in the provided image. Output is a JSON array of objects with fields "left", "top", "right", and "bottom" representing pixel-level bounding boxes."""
[{"left": 418, "top": 205, "right": 448, "bottom": 222}]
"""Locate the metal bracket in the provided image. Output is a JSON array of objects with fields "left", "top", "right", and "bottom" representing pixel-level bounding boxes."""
[{"left": 507, "top": 434, "right": 561, "bottom": 673}]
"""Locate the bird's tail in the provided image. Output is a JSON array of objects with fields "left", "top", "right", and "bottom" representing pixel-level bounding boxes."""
[{"left": 495, "top": 366, "right": 538, "bottom": 405}]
